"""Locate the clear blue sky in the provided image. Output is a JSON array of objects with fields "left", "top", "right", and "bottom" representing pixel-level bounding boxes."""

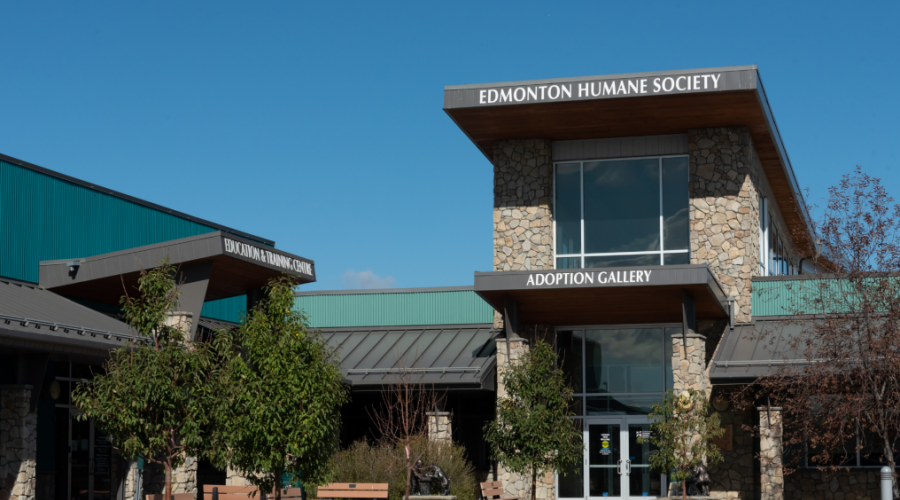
[{"left": 1, "top": 1, "right": 897, "bottom": 290}]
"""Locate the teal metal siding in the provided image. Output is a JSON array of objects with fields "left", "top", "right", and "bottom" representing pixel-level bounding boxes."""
[
  {"left": 294, "top": 290, "right": 495, "bottom": 328},
  {"left": 201, "top": 295, "right": 246, "bottom": 323},
  {"left": 0, "top": 160, "right": 220, "bottom": 282},
  {"left": 752, "top": 278, "right": 854, "bottom": 317}
]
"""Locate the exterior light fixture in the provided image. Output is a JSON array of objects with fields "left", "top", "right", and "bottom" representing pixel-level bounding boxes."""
[
  {"left": 49, "top": 380, "right": 61, "bottom": 400},
  {"left": 67, "top": 260, "right": 81, "bottom": 272},
  {"left": 713, "top": 398, "right": 730, "bottom": 412}
]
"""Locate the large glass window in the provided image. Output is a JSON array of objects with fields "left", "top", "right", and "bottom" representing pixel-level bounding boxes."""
[
  {"left": 758, "top": 196, "right": 797, "bottom": 277},
  {"left": 558, "top": 327, "right": 680, "bottom": 415},
  {"left": 554, "top": 156, "right": 689, "bottom": 269}
]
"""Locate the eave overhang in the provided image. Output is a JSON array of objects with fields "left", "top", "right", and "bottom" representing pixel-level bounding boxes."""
[
  {"left": 474, "top": 264, "right": 728, "bottom": 326},
  {"left": 39, "top": 231, "right": 315, "bottom": 305},
  {"left": 444, "top": 65, "right": 816, "bottom": 257}
]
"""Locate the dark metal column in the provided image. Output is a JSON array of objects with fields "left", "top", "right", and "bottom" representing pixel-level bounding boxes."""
[
  {"left": 176, "top": 261, "right": 213, "bottom": 342},
  {"left": 681, "top": 290, "right": 696, "bottom": 359},
  {"left": 503, "top": 295, "right": 520, "bottom": 340}
]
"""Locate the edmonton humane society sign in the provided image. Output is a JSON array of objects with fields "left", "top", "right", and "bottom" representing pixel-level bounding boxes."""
[{"left": 478, "top": 73, "right": 722, "bottom": 105}]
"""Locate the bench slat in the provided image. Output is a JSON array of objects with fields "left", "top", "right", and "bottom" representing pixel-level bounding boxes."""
[
  {"left": 147, "top": 494, "right": 195, "bottom": 500},
  {"left": 480, "top": 482, "right": 502, "bottom": 489},
  {"left": 317, "top": 493, "right": 388, "bottom": 499},
  {"left": 319, "top": 484, "right": 388, "bottom": 491},
  {"left": 203, "top": 486, "right": 261, "bottom": 494},
  {"left": 482, "top": 488, "right": 505, "bottom": 497}
]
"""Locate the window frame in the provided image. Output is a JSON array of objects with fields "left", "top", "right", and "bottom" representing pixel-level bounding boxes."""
[
  {"left": 554, "top": 323, "right": 681, "bottom": 416},
  {"left": 552, "top": 155, "right": 690, "bottom": 269}
]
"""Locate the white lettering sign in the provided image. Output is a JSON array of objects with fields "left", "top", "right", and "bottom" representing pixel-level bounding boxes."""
[
  {"left": 525, "top": 269, "right": 652, "bottom": 287},
  {"left": 223, "top": 238, "right": 313, "bottom": 276},
  {"left": 477, "top": 73, "right": 722, "bottom": 105}
]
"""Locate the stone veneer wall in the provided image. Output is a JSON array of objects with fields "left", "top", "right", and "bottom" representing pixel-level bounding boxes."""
[
  {"left": 672, "top": 334, "right": 709, "bottom": 396},
  {"left": 427, "top": 412, "right": 451, "bottom": 442},
  {"left": 688, "top": 127, "right": 762, "bottom": 323},
  {"left": 759, "top": 407, "right": 785, "bottom": 500},
  {"left": 785, "top": 469, "right": 882, "bottom": 500},
  {"left": 493, "top": 140, "right": 553, "bottom": 272},
  {"left": 708, "top": 407, "right": 756, "bottom": 500},
  {"left": 0, "top": 386, "right": 37, "bottom": 500},
  {"left": 144, "top": 456, "right": 198, "bottom": 496},
  {"left": 227, "top": 466, "right": 252, "bottom": 486},
  {"left": 494, "top": 339, "right": 555, "bottom": 500}
]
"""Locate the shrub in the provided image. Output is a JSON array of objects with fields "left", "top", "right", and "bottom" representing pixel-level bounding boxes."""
[{"left": 320, "top": 439, "right": 476, "bottom": 500}]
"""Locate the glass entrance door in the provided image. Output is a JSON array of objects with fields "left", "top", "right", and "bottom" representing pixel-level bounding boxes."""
[
  {"left": 60, "top": 408, "right": 111, "bottom": 500},
  {"left": 579, "top": 417, "right": 664, "bottom": 500}
]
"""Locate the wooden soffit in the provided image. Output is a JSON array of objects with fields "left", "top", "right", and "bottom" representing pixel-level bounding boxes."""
[{"left": 444, "top": 65, "right": 815, "bottom": 256}]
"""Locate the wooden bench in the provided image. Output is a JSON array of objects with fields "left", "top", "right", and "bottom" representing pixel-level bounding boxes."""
[
  {"left": 203, "top": 486, "right": 271, "bottom": 500},
  {"left": 276, "top": 488, "right": 303, "bottom": 500},
  {"left": 315, "top": 483, "right": 388, "bottom": 500},
  {"left": 480, "top": 481, "right": 520, "bottom": 500},
  {"left": 147, "top": 495, "right": 196, "bottom": 500}
]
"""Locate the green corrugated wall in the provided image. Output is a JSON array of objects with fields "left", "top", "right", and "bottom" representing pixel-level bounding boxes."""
[
  {"left": 0, "top": 160, "right": 221, "bottom": 282},
  {"left": 294, "top": 290, "right": 495, "bottom": 328},
  {"left": 752, "top": 278, "right": 856, "bottom": 316},
  {"left": 0, "top": 160, "right": 264, "bottom": 321},
  {"left": 201, "top": 295, "right": 246, "bottom": 323}
]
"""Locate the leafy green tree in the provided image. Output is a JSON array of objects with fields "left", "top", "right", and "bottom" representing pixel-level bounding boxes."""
[
  {"left": 483, "top": 339, "right": 583, "bottom": 500},
  {"left": 72, "top": 260, "right": 219, "bottom": 500},
  {"left": 639, "top": 389, "right": 724, "bottom": 500},
  {"left": 211, "top": 276, "right": 349, "bottom": 497}
]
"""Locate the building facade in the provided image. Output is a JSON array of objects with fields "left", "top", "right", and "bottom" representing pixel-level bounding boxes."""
[
  {"left": 0, "top": 153, "right": 315, "bottom": 500},
  {"left": 1, "top": 66, "right": 882, "bottom": 500}
]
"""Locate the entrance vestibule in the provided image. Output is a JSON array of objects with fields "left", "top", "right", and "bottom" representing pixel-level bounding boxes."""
[{"left": 556, "top": 326, "right": 679, "bottom": 500}]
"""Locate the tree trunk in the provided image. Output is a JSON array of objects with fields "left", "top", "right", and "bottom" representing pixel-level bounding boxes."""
[
  {"left": 531, "top": 469, "right": 537, "bottom": 500},
  {"left": 165, "top": 460, "right": 173, "bottom": 500},
  {"left": 275, "top": 467, "right": 283, "bottom": 500},
  {"left": 682, "top": 479, "right": 687, "bottom": 500}
]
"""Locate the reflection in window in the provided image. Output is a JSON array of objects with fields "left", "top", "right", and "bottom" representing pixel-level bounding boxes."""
[
  {"left": 557, "top": 419, "right": 584, "bottom": 497},
  {"left": 585, "top": 329, "right": 665, "bottom": 393},
  {"left": 554, "top": 156, "right": 689, "bottom": 268}
]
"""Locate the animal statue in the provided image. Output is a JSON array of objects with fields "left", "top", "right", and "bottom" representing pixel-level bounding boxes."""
[
  {"left": 668, "top": 464, "right": 711, "bottom": 497},
  {"left": 431, "top": 464, "right": 451, "bottom": 495},
  {"left": 410, "top": 460, "right": 451, "bottom": 496},
  {"left": 411, "top": 460, "right": 431, "bottom": 495}
]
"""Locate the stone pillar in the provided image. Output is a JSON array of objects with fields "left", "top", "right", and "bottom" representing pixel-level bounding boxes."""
[
  {"left": 493, "top": 139, "right": 553, "bottom": 272},
  {"left": 144, "top": 455, "right": 197, "bottom": 496},
  {"left": 226, "top": 466, "right": 252, "bottom": 486},
  {"left": 164, "top": 311, "right": 194, "bottom": 339},
  {"left": 688, "top": 127, "right": 762, "bottom": 323},
  {"left": 123, "top": 460, "right": 143, "bottom": 500},
  {"left": 671, "top": 334, "right": 709, "bottom": 396},
  {"left": 494, "top": 339, "right": 553, "bottom": 500},
  {"left": 0, "top": 385, "right": 38, "bottom": 500},
  {"left": 759, "top": 407, "right": 784, "bottom": 500},
  {"left": 171, "top": 457, "right": 197, "bottom": 495},
  {"left": 426, "top": 412, "right": 451, "bottom": 443}
]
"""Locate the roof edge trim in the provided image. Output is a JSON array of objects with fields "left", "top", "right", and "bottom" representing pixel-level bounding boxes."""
[{"left": 444, "top": 65, "right": 758, "bottom": 91}]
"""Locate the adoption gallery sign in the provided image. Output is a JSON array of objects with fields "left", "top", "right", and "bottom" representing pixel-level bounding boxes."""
[
  {"left": 224, "top": 237, "right": 314, "bottom": 277},
  {"left": 527, "top": 269, "right": 653, "bottom": 287}
]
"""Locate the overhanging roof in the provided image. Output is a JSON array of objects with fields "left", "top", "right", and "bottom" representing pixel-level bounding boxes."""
[
  {"left": 444, "top": 65, "right": 815, "bottom": 256},
  {"left": 0, "top": 277, "right": 145, "bottom": 357},
  {"left": 710, "top": 319, "right": 811, "bottom": 383},
  {"left": 319, "top": 324, "right": 498, "bottom": 391},
  {"left": 39, "top": 231, "right": 315, "bottom": 305},
  {"left": 474, "top": 264, "right": 728, "bottom": 326}
]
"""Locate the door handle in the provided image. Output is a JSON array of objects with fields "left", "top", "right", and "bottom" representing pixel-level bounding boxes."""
[
  {"left": 625, "top": 460, "right": 631, "bottom": 475},
  {"left": 616, "top": 459, "right": 622, "bottom": 475}
]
